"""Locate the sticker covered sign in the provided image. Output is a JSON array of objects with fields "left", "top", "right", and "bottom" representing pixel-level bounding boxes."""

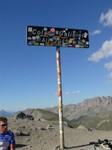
[{"left": 27, "top": 26, "right": 89, "bottom": 48}]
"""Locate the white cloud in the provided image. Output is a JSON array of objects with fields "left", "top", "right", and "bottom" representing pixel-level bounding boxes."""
[
  {"left": 105, "top": 62, "right": 112, "bottom": 81},
  {"left": 109, "top": 72, "right": 112, "bottom": 78},
  {"left": 65, "top": 91, "right": 70, "bottom": 95},
  {"left": 64, "top": 90, "right": 81, "bottom": 95},
  {"left": 54, "top": 90, "right": 80, "bottom": 96},
  {"left": 100, "top": 9, "right": 112, "bottom": 27},
  {"left": 104, "top": 61, "right": 112, "bottom": 70},
  {"left": 72, "top": 90, "right": 80, "bottom": 94},
  {"left": 88, "top": 39, "right": 112, "bottom": 62},
  {"left": 90, "top": 29, "right": 101, "bottom": 36},
  {"left": 107, "top": 72, "right": 112, "bottom": 83}
]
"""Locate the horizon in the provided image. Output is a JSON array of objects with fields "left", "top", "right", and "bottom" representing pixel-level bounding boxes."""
[
  {"left": 0, "top": 0, "right": 112, "bottom": 111},
  {"left": 1, "top": 95, "right": 112, "bottom": 112}
]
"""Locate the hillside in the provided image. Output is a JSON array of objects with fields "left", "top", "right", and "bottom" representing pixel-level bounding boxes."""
[
  {"left": 2, "top": 96, "right": 112, "bottom": 130},
  {"left": 49, "top": 96, "right": 112, "bottom": 120},
  {"left": 0, "top": 109, "right": 14, "bottom": 117},
  {"left": 6, "top": 96, "right": 112, "bottom": 150},
  {"left": 70, "top": 111, "right": 112, "bottom": 130},
  {"left": 47, "top": 96, "right": 112, "bottom": 130},
  {"left": 24, "top": 108, "right": 59, "bottom": 121},
  {"left": 8, "top": 116, "right": 112, "bottom": 150},
  {"left": 14, "top": 108, "right": 71, "bottom": 126}
]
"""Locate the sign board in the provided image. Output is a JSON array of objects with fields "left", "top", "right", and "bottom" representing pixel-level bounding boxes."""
[{"left": 27, "top": 26, "right": 89, "bottom": 48}]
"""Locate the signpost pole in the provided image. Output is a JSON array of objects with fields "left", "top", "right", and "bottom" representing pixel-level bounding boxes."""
[
  {"left": 56, "top": 46, "right": 64, "bottom": 150},
  {"left": 27, "top": 25, "right": 89, "bottom": 150}
]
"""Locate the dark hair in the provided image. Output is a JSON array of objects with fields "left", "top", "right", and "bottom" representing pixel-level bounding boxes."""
[{"left": 0, "top": 116, "right": 7, "bottom": 122}]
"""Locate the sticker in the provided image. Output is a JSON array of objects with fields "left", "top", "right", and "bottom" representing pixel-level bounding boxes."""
[{"left": 27, "top": 26, "right": 89, "bottom": 48}]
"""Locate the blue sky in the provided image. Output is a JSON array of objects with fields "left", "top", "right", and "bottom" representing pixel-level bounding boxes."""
[{"left": 0, "top": 0, "right": 112, "bottom": 111}]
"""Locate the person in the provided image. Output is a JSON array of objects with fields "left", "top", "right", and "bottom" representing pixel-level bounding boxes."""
[{"left": 0, "top": 116, "right": 15, "bottom": 150}]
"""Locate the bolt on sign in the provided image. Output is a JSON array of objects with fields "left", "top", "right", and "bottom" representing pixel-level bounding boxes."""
[{"left": 27, "top": 26, "right": 89, "bottom": 48}]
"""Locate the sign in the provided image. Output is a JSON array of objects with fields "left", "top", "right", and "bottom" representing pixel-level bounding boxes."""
[{"left": 27, "top": 26, "right": 89, "bottom": 48}]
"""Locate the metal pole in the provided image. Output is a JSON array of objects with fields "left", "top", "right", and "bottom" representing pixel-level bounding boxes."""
[{"left": 56, "top": 47, "right": 64, "bottom": 150}]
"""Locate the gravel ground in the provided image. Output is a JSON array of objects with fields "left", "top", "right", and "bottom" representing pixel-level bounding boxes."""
[{"left": 8, "top": 118, "right": 112, "bottom": 150}]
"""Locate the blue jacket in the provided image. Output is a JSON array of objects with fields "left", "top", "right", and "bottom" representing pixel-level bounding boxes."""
[{"left": 0, "top": 130, "right": 15, "bottom": 150}]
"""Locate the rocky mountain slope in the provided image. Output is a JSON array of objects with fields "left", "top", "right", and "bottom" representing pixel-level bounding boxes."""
[
  {"left": 8, "top": 116, "right": 112, "bottom": 150},
  {"left": 49, "top": 96, "right": 112, "bottom": 120},
  {"left": 0, "top": 109, "right": 14, "bottom": 117},
  {"left": 47, "top": 96, "right": 112, "bottom": 130},
  {"left": 12, "top": 96, "right": 112, "bottom": 130},
  {"left": 14, "top": 108, "right": 71, "bottom": 127},
  {"left": 1, "top": 96, "right": 112, "bottom": 131},
  {"left": 1, "top": 96, "right": 112, "bottom": 150}
]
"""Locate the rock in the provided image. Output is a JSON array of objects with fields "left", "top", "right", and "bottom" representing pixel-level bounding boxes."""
[
  {"left": 54, "top": 145, "right": 61, "bottom": 150},
  {"left": 14, "top": 129, "right": 30, "bottom": 136},
  {"left": 46, "top": 124, "right": 54, "bottom": 130},
  {"left": 14, "top": 112, "right": 34, "bottom": 120},
  {"left": 76, "top": 125, "right": 88, "bottom": 130},
  {"left": 38, "top": 127, "right": 46, "bottom": 130}
]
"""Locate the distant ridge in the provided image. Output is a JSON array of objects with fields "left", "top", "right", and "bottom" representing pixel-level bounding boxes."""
[
  {"left": 1, "top": 96, "right": 112, "bottom": 120},
  {"left": 47, "top": 96, "right": 112, "bottom": 130},
  {"left": 49, "top": 96, "right": 112, "bottom": 120},
  {"left": 14, "top": 108, "right": 69, "bottom": 123},
  {"left": 11, "top": 96, "right": 112, "bottom": 130},
  {"left": 0, "top": 109, "right": 14, "bottom": 117}
]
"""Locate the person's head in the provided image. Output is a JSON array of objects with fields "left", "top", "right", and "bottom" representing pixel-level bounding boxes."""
[{"left": 0, "top": 116, "right": 8, "bottom": 134}]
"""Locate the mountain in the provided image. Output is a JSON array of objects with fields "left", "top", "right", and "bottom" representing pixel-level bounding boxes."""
[
  {"left": 0, "top": 109, "right": 14, "bottom": 117},
  {"left": 23, "top": 108, "right": 60, "bottom": 121},
  {"left": 14, "top": 108, "right": 71, "bottom": 127},
  {"left": 8, "top": 96, "right": 112, "bottom": 130},
  {"left": 49, "top": 96, "right": 112, "bottom": 120},
  {"left": 48, "top": 96, "right": 112, "bottom": 130}
]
